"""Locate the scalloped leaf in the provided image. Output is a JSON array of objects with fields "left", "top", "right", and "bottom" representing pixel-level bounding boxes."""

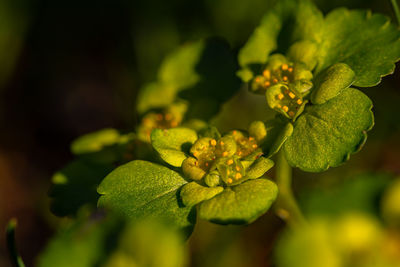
[
  {"left": 151, "top": 128, "right": 198, "bottom": 167},
  {"left": 283, "top": 88, "right": 374, "bottom": 172},
  {"left": 198, "top": 179, "right": 278, "bottom": 224},
  {"left": 97, "top": 160, "right": 195, "bottom": 230},
  {"left": 316, "top": 8, "right": 400, "bottom": 87},
  {"left": 49, "top": 160, "right": 114, "bottom": 217}
]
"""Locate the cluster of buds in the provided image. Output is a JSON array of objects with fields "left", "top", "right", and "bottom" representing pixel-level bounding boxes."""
[
  {"left": 182, "top": 125, "right": 272, "bottom": 187},
  {"left": 250, "top": 54, "right": 313, "bottom": 119}
]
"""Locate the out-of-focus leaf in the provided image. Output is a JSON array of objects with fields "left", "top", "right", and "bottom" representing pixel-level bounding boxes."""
[
  {"left": 382, "top": 178, "right": 400, "bottom": 228},
  {"left": 137, "top": 38, "right": 240, "bottom": 120},
  {"left": 49, "top": 160, "right": 114, "bottom": 217},
  {"left": 37, "top": 214, "right": 118, "bottom": 267},
  {"left": 103, "top": 220, "right": 188, "bottom": 267},
  {"left": 299, "top": 173, "right": 391, "bottom": 217}
]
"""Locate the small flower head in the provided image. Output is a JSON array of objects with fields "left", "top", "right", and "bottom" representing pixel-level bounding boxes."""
[
  {"left": 182, "top": 129, "right": 269, "bottom": 187},
  {"left": 266, "top": 84, "right": 308, "bottom": 119},
  {"left": 250, "top": 54, "right": 313, "bottom": 95},
  {"left": 137, "top": 102, "right": 186, "bottom": 142}
]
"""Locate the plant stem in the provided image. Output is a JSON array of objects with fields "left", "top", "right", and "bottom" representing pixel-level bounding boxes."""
[
  {"left": 275, "top": 151, "right": 306, "bottom": 228},
  {"left": 391, "top": 0, "right": 400, "bottom": 26},
  {"left": 6, "top": 219, "right": 25, "bottom": 267}
]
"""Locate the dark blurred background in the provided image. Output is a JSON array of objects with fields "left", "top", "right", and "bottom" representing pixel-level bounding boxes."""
[{"left": 0, "top": 0, "right": 399, "bottom": 266}]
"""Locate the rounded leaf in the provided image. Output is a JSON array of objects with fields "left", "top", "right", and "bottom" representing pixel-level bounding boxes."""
[
  {"left": 151, "top": 128, "right": 198, "bottom": 167},
  {"left": 98, "top": 160, "right": 195, "bottom": 229},
  {"left": 284, "top": 88, "right": 374, "bottom": 172},
  {"left": 311, "top": 63, "right": 355, "bottom": 105},
  {"left": 198, "top": 179, "right": 278, "bottom": 224}
]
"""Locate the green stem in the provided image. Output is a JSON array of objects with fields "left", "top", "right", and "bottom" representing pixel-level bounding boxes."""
[
  {"left": 391, "top": 0, "right": 400, "bottom": 26},
  {"left": 275, "top": 151, "right": 306, "bottom": 228},
  {"left": 6, "top": 219, "right": 26, "bottom": 267}
]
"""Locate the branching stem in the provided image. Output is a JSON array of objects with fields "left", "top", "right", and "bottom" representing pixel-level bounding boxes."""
[{"left": 275, "top": 151, "right": 306, "bottom": 228}]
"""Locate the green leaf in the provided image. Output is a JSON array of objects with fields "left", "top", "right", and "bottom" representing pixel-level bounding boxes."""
[
  {"left": 151, "top": 128, "right": 198, "bottom": 167},
  {"left": 37, "top": 215, "right": 117, "bottom": 267},
  {"left": 137, "top": 39, "right": 240, "bottom": 120},
  {"left": 261, "top": 118, "right": 294, "bottom": 158},
  {"left": 104, "top": 219, "right": 188, "bottom": 267},
  {"left": 284, "top": 88, "right": 374, "bottom": 172},
  {"left": 198, "top": 179, "right": 278, "bottom": 224},
  {"left": 49, "top": 160, "right": 114, "bottom": 217},
  {"left": 98, "top": 160, "right": 195, "bottom": 229},
  {"left": 299, "top": 173, "right": 391, "bottom": 218},
  {"left": 70, "top": 129, "right": 136, "bottom": 165},
  {"left": 316, "top": 8, "right": 400, "bottom": 87},
  {"left": 71, "top": 129, "right": 121, "bottom": 155},
  {"left": 136, "top": 82, "right": 177, "bottom": 114},
  {"left": 180, "top": 182, "right": 224, "bottom": 207},
  {"left": 245, "top": 157, "right": 274, "bottom": 179},
  {"left": 311, "top": 63, "right": 355, "bottom": 105}
]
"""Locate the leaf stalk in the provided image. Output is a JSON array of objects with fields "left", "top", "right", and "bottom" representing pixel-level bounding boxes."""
[{"left": 275, "top": 151, "right": 306, "bottom": 228}]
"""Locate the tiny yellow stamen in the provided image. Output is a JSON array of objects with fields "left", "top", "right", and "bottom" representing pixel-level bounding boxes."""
[
  {"left": 235, "top": 166, "right": 241, "bottom": 171},
  {"left": 237, "top": 151, "right": 242, "bottom": 156},
  {"left": 220, "top": 141, "right": 224, "bottom": 146},
  {"left": 276, "top": 104, "right": 282, "bottom": 108},
  {"left": 227, "top": 178, "right": 233, "bottom": 183},
  {"left": 277, "top": 93, "right": 284, "bottom": 100},
  {"left": 170, "top": 120, "right": 178, "bottom": 127},
  {"left": 288, "top": 92, "right": 296, "bottom": 99},
  {"left": 156, "top": 114, "right": 163, "bottom": 121},
  {"left": 252, "top": 144, "right": 258, "bottom": 149},
  {"left": 281, "top": 64, "right": 288, "bottom": 70},
  {"left": 297, "top": 99, "right": 303, "bottom": 105},
  {"left": 255, "top": 77, "right": 261, "bottom": 83},
  {"left": 210, "top": 139, "right": 217, "bottom": 146},
  {"left": 165, "top": 113, "right": 172, "bottom": 120},
  {"left": 227, "top": 159, "right": 234, "bottom": 165},
  {"left": 205, "top": 162, "right": 209, "bottom": 167},
  {"left": 235, "top": 173, "right": 242, "bottom": 179},
  {"left": 249, "top": 137, "right": 255, "bottom": 141},
  {"left": 264, "top": 81, "right": 271, "bottom": 87},
  {"left": 282, "top": 106, "right": 289, "bottom": 112},
  {"left": 232, "top": 130, "right": 237, "bottom": 135},
  {"left": 193, "top": 151, "right": 199, "bottom": 157},
  {"left": 288, "top": 111, "right": 295, "bottom": 117},
  {"left": 222, "top": 151, "right": 228, "bottom": 157},
  {"left": 288, "top": 67, "right": 293, "bottom": 72},
  {"left": 272, "top": 78, "right": 278, "bottom": 83},
  {"left": 282, "top": 76, "right": 288, "bottom": 82},
  {"left": 263, "top": 69, "right": 270, "bottom": 78}
]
